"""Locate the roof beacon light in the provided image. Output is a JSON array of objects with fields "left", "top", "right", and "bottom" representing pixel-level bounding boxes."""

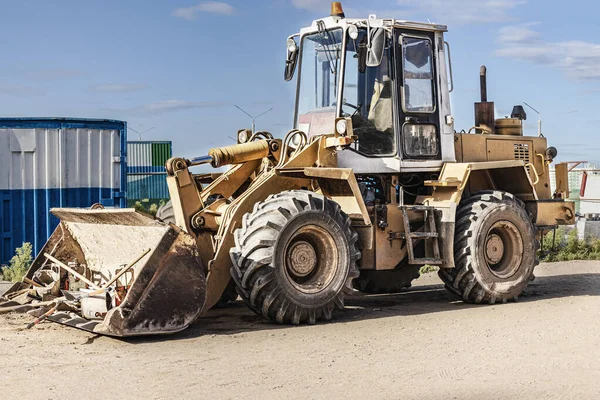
[{"left": 331, "top": 2, "right": 345, "bottom": 18}]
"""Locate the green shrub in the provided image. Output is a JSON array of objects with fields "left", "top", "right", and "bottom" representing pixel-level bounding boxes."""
[
  {"left": 2, "top": 242, "right": 33, "bottom": 282},
  {"left": 132, "top": 200, "right": 162, "bottom": 217},
  {"left": 541, "top": 227, "right": 600, "bottom": 262}
]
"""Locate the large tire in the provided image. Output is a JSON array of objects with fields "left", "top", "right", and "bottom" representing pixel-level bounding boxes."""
[
  {"left": 438, "top": 190, "right": 539, "bottom": 304},
  {"left": 230, "top": 190, "right": 360, "bottom": 325},
  {"left": 155, "top": 200, "right": 175, "bottom": 224}
]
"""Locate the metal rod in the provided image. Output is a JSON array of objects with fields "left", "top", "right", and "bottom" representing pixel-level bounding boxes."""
[
  {"left": 43, "top": 253, "right": 100, "bottom": 290},
  {"left": 23, "top": 277, "right": 42, "bottom": 288},
  {"left": 479, "top": 65, "right": 487, "bottom": 102},
  {"left": 103, "top": 248, "right": 152, "bottom": 289},
  {"left": 523, "top": 102, "right": 541, "bottom": 137},
  {"left": 189, "top": 155, "right": 213, "bottom": 166}
]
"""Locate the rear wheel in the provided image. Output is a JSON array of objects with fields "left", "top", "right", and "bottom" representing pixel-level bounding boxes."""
[
  {"left": 438, "top": 191, "right": 538, "bottom": 304},
  {"left": 155, "top": 200, "right": 175, "bottom": 224},
  {"left": 230, "top": 190, "right": 360, "bottom": 324}
]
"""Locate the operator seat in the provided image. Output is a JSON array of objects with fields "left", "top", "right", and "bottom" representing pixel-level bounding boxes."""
[{"left": 368, "top": 76, "right": 393, "bottom": 132}]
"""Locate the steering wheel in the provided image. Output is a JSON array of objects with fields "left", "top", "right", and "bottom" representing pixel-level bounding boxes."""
[{"left": 334, "top": 100, "right": 361, "bottom": 117}]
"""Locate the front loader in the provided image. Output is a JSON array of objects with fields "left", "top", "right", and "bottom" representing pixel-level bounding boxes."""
[{"left": 1, "top": 2, "right": 575, "bottom": 336}]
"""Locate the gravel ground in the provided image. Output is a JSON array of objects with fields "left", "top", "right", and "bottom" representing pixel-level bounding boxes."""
[{"left": 1, "top": 261, "right": 600, "bottom": 399}]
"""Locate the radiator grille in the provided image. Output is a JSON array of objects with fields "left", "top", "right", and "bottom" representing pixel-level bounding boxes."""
[{"left": 514, "top": 143, "right": 530, "bottom": 162}]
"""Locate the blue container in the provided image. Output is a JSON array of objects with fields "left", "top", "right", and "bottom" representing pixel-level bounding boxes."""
[{"left": 0, "top": 118, "right": 127, "bottom": 264}]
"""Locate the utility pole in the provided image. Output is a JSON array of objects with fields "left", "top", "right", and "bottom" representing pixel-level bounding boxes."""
[
  {"left": 128, "top": 126, "right": 155, "bottom": 141},
  {"left": 523, "top": 102, "right": 542, "bottom": 137},
  {"left": 234, "top": 105, "right": 274, "bottom": 133}
]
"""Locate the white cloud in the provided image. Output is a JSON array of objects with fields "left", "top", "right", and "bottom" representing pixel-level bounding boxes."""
[
  {"left": 172, "top": 2, "right": 236, "bottom": 20},
  {"left": 110, "top": 100, "right": 227, "bottom": 116},
  {"left": 393, "top": 0, "right": 526, "bottom": 24},
  {"left": 89, "top": 83, "right": 149, "bottom": 93},
  {"left": 496, "top": 24, "right": 600, "bottom": 81},
  {"left": 0, "top": 83, "right": 45, "bottom": 96},
  {"left": 291, "top": 0, "right": 329, "bottom": 12},
  {"left": 497, "top": 22, "right": 541, "bottom": 44},
  {"left": 290, "top": 0, "right": 526, "bottom": 25}
]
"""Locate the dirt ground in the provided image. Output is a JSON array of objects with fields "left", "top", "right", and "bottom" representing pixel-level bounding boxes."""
[{"left": 2, "top": 261, "right": 600, "bottom": 399}]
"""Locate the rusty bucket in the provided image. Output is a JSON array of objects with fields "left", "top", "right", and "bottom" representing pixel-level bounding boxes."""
[{"left": 3, "top": 208, "right": 206, "bottom": 337}]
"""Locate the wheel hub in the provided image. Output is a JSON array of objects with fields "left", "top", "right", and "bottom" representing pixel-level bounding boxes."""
[
  {"left": 485, "top": 234, "right": 505, "bottom": 264},
  {"left": 286, "top": 241, "right": 317, "bottom": 278},
  {"left": 485, "top": 221, "right": 523, "bottom": 279}
]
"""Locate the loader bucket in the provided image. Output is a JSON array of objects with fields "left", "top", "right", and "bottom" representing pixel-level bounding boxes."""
[{"left": 13, "top": 208, "right": 206, "bottom": 337}]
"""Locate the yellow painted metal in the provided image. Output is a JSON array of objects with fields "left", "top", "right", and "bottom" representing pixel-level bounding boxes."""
[
  {"left": 208, "top": 140, "right": 271, "bottom": 168},
  {"left": 554, "top": 162, "right": 570, "bottom": 199},
  {"left": 529, "top": 200, "right": 575, "bottom": 226},
  {"left": 457, "top": 133, "right": 552, "bottom": 199}
]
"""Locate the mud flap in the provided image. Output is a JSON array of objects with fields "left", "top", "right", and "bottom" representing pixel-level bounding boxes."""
[{"left": 10, "top": 208, "right": 206, "bottom": 337}]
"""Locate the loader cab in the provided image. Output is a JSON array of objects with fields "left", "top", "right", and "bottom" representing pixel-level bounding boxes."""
[{"left": 288, "top": 16, "right": 455, "bottom": 173}]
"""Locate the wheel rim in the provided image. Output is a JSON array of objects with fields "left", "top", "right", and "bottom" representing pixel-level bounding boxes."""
[
  {"left": 284, "top": 225, "right": 338, "bottom": 294},
  {"left": 484, "top": 221, "right": 523, "bottom": 279}
]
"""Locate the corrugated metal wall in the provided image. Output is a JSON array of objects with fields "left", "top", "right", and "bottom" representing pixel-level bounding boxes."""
[
  {"left": 0, "top": 118, "right": 127, "bottom": 264},
  {"left": 126, "top": 141, "right": 171, "bottom": 203}
]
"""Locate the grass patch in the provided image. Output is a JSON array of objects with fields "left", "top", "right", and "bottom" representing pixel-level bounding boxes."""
[{"left": 419, "top": 265, "right": 439, "bottom": 275}]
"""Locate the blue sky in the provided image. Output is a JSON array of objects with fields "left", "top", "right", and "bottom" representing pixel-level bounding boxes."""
[{"left": 0, "top": 0, "right": 598, "bottom": 163}]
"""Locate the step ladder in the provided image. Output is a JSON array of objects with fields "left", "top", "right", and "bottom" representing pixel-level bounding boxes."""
[{"left": 400, "top": 205, "right": 443, "bottom": 265}]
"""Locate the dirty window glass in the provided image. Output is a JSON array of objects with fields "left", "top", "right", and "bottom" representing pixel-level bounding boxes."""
[
  {"left": 344, "top": 30, "right": 395, "bottom": 156},
  {"left": 297, "top": 29, "right": 343, "bottom": 116},
  {"left": 402, "top": 37, "right": 434, "bottom": 113}
]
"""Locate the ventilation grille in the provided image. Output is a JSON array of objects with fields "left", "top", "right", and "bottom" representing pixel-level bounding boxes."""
[{"left": 514, "top": 143, "right": 530, "bottom": 162}]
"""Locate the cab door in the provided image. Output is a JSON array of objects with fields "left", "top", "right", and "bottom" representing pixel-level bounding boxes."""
[{"left": 395, "top": 30, "right": 441, "bottom": 160}]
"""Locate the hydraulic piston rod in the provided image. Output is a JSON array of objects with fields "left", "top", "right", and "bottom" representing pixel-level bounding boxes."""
[{"left": 187, "top": 140, "right": 273, "bottom": 168}]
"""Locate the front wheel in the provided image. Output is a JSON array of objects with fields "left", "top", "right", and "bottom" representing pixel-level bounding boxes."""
[
  {"left": 438, "top": 191, "right": 539, "bottom": 304},
  {"left": 230, "top": 190, "right": 360, "bottom": 325}
]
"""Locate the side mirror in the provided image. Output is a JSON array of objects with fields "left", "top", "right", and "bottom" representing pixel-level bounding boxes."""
[
  {"left": 284, "top": 38, "right": 299, "bottom": 82},
  {"left": 366, "top": 28, "right": 385, "bottom": 67}
]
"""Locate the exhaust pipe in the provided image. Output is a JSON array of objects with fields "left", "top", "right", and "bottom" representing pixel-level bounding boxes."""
[{"left": 474, "top": 65, "right": 495, "bottom": 134}]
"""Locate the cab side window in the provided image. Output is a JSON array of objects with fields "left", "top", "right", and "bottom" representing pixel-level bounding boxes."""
[{"left": 402, "top": 37, "right": 435, "bottom": 113}]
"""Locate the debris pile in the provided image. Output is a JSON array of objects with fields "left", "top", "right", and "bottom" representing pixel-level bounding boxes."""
[{"left": 0, "top": 249, "right": 150, "bottom": 330}]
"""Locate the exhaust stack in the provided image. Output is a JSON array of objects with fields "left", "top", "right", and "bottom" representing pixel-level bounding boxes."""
[{"left": 474, "top": 65, "right": 495, "bottom": 134}]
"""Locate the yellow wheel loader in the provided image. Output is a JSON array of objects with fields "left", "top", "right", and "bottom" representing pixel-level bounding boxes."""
[{"left": 1, "top": 2, "right": 575, "bottom": 336}]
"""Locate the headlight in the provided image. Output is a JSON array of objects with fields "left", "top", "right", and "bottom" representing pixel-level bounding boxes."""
[
  {"left": 287, "top": 38, "right": 297, "bottom": 53},
  {"left": 402, "top": 124, "right": 438, "bottom": 157},
  {"left": 348, "top": 25, "right": 359, "bottom": 40},
  {"left": 335, "top": 119, "right": 347, "bottom": 135},
  {"left": 237, "top": 129, "right": 250, "bottom": 143},
  {"left": 291, "top": 133, "right": 302, "bottom": 147}
]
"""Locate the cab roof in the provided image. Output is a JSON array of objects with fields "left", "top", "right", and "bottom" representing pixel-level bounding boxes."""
[{"left": 300, "top": 16, "right": 447, "bottom": 36}]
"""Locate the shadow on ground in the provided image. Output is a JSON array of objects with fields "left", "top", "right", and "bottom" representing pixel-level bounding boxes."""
[{"left": 122, "top": 272, "right": 600, "bottom": 344}]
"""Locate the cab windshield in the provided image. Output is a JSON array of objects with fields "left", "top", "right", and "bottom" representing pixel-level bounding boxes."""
[
  {"left": 296, "top": 28, "right": 343, "bottom": 136},
  {"left": 344, "top": 29, "right": 395, "bottom": 156},
  {"left": 296, "top": 27, "right": 395, "bottom": 156}
]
